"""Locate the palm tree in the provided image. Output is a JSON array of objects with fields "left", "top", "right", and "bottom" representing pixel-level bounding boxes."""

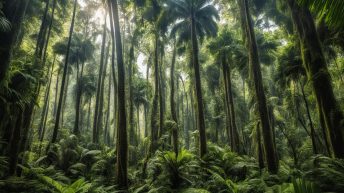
[
  {"left": 208, "top": 29, "right": 240, "bottom": 153},
  {"left": 133, "top": 77, "right": 150, "bottom": 143},
  {"left": 237, "top": 0, "right": 278, "bottom": 173},
  {"left": 166, "top": 0, "right": 219, "bottom": 157},
  {"left": 74, "top": 38, "right": 95, "bottom": 135}
]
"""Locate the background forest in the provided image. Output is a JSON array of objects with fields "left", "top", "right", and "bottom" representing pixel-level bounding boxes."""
[{"left": 1, "top": 0, "right": 344, "bottom": 192}]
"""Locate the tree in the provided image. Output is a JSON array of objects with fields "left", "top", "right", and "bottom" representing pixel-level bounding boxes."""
[
  {"left": 208, "top": 29, "right": 240, "bottom": 153},
  {"left": 109, "top": 0, "right": 128, "bottom": 189},
  {"left": 166, "top": 0, "right": 219, "bottom": 157},
  {"left": 237, "top": 0, "right": 278, "bottom": 173},
  {"left": 51, "top": 0, "right": 78, "bottom": 145},
  {"left": 92, "top": 14, "right": 107, "bottom": 143}
]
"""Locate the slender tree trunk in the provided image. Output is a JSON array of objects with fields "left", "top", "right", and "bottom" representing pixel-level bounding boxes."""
[
  {"left": 110, "top": 0, "right": 128, "bottom": 189},
  {"left": 35, "top": 0, "right": 50, "bottom": 60},
  {"left": 53, "top": 68, "right": 61, "bottom": 119},
  {"left": 222, "top": 53, "right": 239, "bottom": 152},
  {"left": 299, "top": 81, "right": 318, "bottom": 154},
  {"left": 159, "top": 45, "right": 166, "bottom": 139},
  {"left": 136, "top": 105, "right": 141, "bottom": 143},
  {"left": 287, "top": 0, "right": 344, "bottom": 158},
  {"left": 170, "top": 41, "right": 178, "bottom": 155},
  {"left": 73, "top": 60, "right": 85, "bottom": 135},
  {"left": 38, "top": 57, "right": 55, "bottom": 138},
  {"left": 97, "top": 44, "right": 110, "bottom": 140},
  {"left": 144, "top": 62, "right": 150, "bottom": 138},
  {"left": 93, "top": 16, "right": 107, "bottom": 144},
  {"left": 128, "top": 42, "right": 136, "bottom": 146},
  {"left": 105, "top": 72, "right": 112, "bottom": 145},
  {"left": 51, "top": 0, "right": 77, "bottom": 144},
  {"left": 41, "top": 0, "right": 57, "bottom": 66},
  {"left": 238, "top": 0, "right": 278, "bottom": 173},
  {"left": 191, "top": 14, "right": 207, "bottom": 157}
]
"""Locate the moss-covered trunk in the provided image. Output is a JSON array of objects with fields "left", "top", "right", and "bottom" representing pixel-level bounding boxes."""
[{"left": 287, "top": 0, "right": 344, "bottom": 158}]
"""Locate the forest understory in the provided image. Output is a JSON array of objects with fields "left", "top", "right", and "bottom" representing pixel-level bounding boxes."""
[{"left": 1, "top": 0, "right": 344, "bottom": 193}]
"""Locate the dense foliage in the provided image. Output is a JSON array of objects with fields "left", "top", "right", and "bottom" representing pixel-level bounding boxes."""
[{"left": 0, "top": 0, "right": 344, "bottom": 192}]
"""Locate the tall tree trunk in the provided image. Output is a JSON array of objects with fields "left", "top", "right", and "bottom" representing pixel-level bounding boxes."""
[
  {"left": 128, "top": 42, "right": 136, "bottom": 146},
  {"left": 38, "top": 57, "right": 55, "bottom": 138},
  {"left": 34, "top": 0, "right": 50, "bottom": 60},
  {"left": 108, "top": 0, "right": 118, "bottom": 146},
  {"left": 105, "top": 72, "right": 112, "bottom": 145},
  {"left": 93, "top": 16, "right": 107, "bottom": 144},
  {"left": 170, "top": 41, "right": 178, "bottom": 155},
  {"left": 287, "top": 0, "right": 344, "bottom": 158},
  {"left": 159, "top": 45, "right": 166, "bottom": 139},
  {"left": 51, "top": 0, "right": 77, "bottom": 144},
  {"left": 191, "top": 14, "right": 207, "bottom": 157},
  {"left": 222, "top": 53, "right": 239, "bottom": 152},
  {"left": 150, "top": 33, "right": 160, "bottom": 153},
  {"left": 41, "top": 0, "right": 57, "bottom": 66},
  {"left": 97, "top": 44, "right": 110, "bottom": 140},
  {"left": 238, "top": 0, "right": 278, "bottom": 173},
  {"left": 110, "top": 0, "right": 128, "bottom": 189},
  {"left": 144, "top": 61, "right": 150, "bottom": 138}
]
